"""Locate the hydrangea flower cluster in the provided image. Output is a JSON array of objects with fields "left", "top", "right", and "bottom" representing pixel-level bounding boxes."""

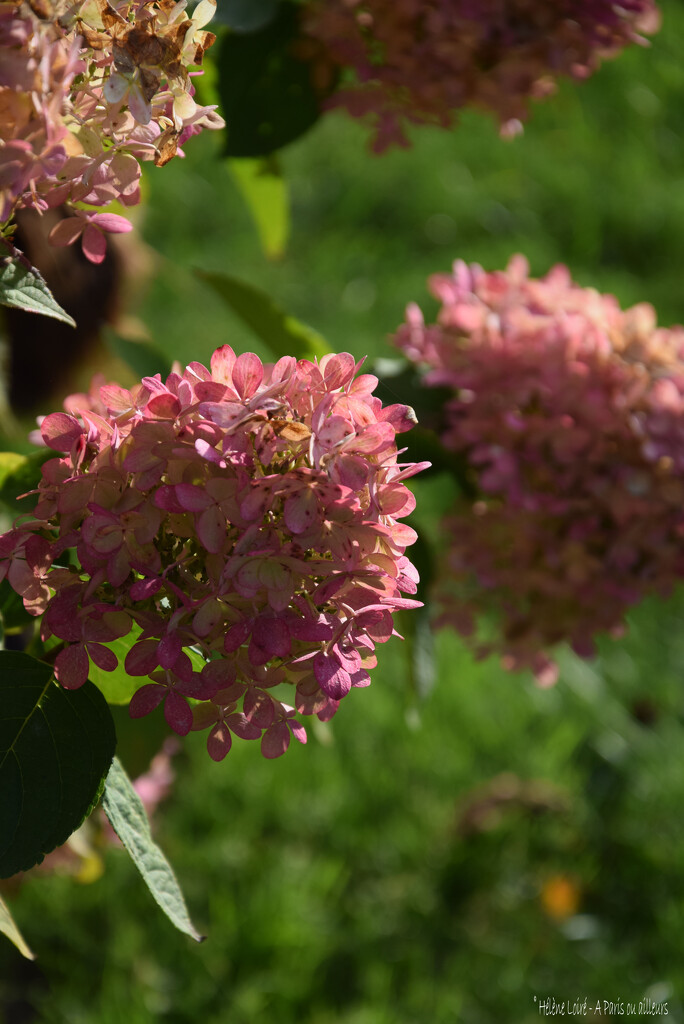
[
  {"left": 303, "top": 0, "right": 660, "bottom": 152},
  {"left": 1, "top": 0, "right": 223, "bottom": 262},
  {"left": 0, "top": 348, "right": 426, "bottom": 759},
  {"left": 394, "top": 255, "right": 684, "bottom": 685}
]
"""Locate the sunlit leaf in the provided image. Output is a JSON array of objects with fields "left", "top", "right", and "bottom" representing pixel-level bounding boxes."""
[
  {"left": 0, "top": 651, "right": 116, "bottom": 878},
  {"left": 229, "top": 157, "right": 290, "bottom": 259},
  {"left": 0, "top": 892, "right": 34, "bottom": 960},
  {"left": 0, "top": 255, "right": 75, "bottom": 327},
  {"left": 102, "top": 756, "right": 204, "bottom": 942},
  {"left": 196, "top": 270, "right": 330, "bottom": 361}
]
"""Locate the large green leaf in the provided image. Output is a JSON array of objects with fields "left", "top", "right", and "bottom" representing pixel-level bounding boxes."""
[
  {"left": 102, "top": 757, "right": 204, "bottom": 942},
  {"left": 0, "top": 892, "right": 34, "bottom": 960},
  {"left": 217, "top": 1, "right": 325, "bottom": 157},
  {"left": 0, "top": 651, "right": 116, "bottom": 878},
  {"left": 196, "top": 270, "right": 330, "bottom": 361},
  {"left": 229, "top": 157, "right": 290, "bottom": 260},
  {"left": 0, "top": 254, "right": 75, "bottom": 327}
]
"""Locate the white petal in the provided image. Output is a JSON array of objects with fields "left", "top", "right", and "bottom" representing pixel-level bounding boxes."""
[
  {"left": 191, "top": 0, "right": 216, "bottom": 30},
  {"left": 103, "top": 72, "right": 128, "bottom": 104}
]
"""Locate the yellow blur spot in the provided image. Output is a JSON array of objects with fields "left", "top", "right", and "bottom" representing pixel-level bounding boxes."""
[{"left": 540, "top": 875, "right": 581, "bottom": 920}]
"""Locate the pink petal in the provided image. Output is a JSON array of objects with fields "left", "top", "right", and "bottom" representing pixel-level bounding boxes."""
[
  {"left": 197, "top": 504, "right": 226, "bottom": 553},
  {"left": 287, "top": 719, "right": 307, "bottom": 744},
  {"left": 251, "top": 615, "right": 291, "bottom": 658},
  {"left": 226, "top": 711, "right": 261, "bottom": 740},
  {"left": 41, "top": 412, "right": 84, "bottom": 452},
  {"left": 261, "top": 722, "right": 291, "bottom": 759},
  {"left": 146, "top": 393, "right": 181, "bottom": 419},
  {"left": 87, "top": 642, "right": 118, "bottom": 672},
  {"left": 320, "top": 352, "right": 356, "bottom": 390},
  {"left": 125, "top": 638, "right": 160, "bottom": 676},
  {"left": 90, "top": 212, "right": 133, "bottom": 234},
  {"left": 200, "top": 659, "right": 236, "bottom": 697},
  {"left": 175, "top": 482, "right": 213, "bottom": 512},
  {"left": 158, "top": 631, "right": 182, "bottom": 670},
  {"left": 129, "top": 683, "right": 166, "bottom": 718},
  {"left": 207, "top": 722, "right": 232, "bottom": 761},
  {"left": 80, "top": 223, "right": 106, "bottom": 264},
  {"left": 378, "top": 403, "right": 417, "bottom": 433},
  {"left": 223, "top": 619, "right": 251, "bottom": 653},
  {"left": 348, "top": 422, "right": 395, "bottom": 454},
  {"left": 313, "top": 652, "right": 352, "bottom": 700},
  {"left": 48, "top": 217, "right": 85, "bottom": 248},
  {"left": 243, "top": 689, "right": 275, "bottom": 728},
  {"left": 54, "top": 643, "right": 89, "bottom": 689},
  {"left": 210, "top": 344, "right": 236, "bottom": 384},
  {"left": 164, "top": 690, "right": 193, "bottom": 736},
  {"left": 129, "top": 577, "right": 163, "bottom": 600},
  {"left": 232, "top": 352, "right": 263, "bottom": 400},
  {"left": 284, "top": 489, "right": 318, "bottom": 534}
]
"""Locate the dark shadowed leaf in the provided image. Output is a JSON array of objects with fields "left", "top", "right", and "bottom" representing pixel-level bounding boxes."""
[
  {"left": 217, "top": 1, "right": 325, "bottom": 157},
  {"left": 196, "top": 269, "right": 330, "bottom": 360},
  {"left": 104, "top": 330, "right": 171, "bottom": 380},
  {"left": 0, "top": 255, "right": 75, "bottom": 327},
  {"left": 0, "top": 651, "right": 116, "bottom": 878},
  {"left": 0, "top": 579, "right": 35, "bottom": 636},
  {"left": 102, "top": 757, "right": 204, "bottom": 942},
  {"left": 211, "top": 0, "right": 279, "bottom": 32}
]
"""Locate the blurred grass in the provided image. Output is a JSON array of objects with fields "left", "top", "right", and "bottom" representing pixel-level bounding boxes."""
[{"left": 4, "top": 1, "right": 684, "bottom": 1020}]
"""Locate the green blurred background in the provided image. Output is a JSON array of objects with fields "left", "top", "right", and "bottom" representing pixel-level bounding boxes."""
[{"left": 4, "top": 1, "right": 684, "bottom": 1020}]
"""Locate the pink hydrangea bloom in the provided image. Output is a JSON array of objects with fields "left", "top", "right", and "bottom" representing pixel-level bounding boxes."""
[
  {"left": 1, "top": 348, "right": 426, "bottom": 759},
  {"left": 1, "top": 0, "right": 223, "bottom": 260},
  {"left": 303, "top": 0, "right": 660, "bottom": 152},
  {"left": 393, "top": 255, "right": 684, "bottom": 685}
]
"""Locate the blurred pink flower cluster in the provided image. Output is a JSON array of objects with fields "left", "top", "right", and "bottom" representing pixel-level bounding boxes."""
[
  {"left": 303, "top": 0, "right": 660, "bottom": 152},
  {"left": 394, "top": 255, "right": 684, "bottom": 685},
  {"left": 0, "top": 0, "right": 223, "bottom": 262},
  {"left": 0, "top": 348, "right": 425, "bottom": 759}
]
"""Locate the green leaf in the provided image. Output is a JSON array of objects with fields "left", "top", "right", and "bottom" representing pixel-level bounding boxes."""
[
  {"left": 0, "top": 892, "right": 34, "bottom": 960},
  {"left": 0, "top": 449, "right": 53, "bottom": 513},
  {"left": 217, "top": 1, "right": 326, "bottom": 157},
  {"left": 102, "top": 757, "right": 204, "bottom": 942},
  {"left": 0, "top": 651, "right": 116, "bottom": 878},
  {"left": 0, "top": 255, "right": 75, "bottom": 328},
  {"left": 0, "top": 452, "right": 25, "bottom": 486},
  {"left": 196, "top": 270, "right": 330, "bottom": 361},
  {"left": 211, "top": 0, "right": 279, "bottom": 32},
  {"left": 104, "top": 329, "right": 172, "bottom": 380},
  {"left": 88, "top": 634, "right": 141, "bottom": 706},
  {"left": 229, "top": 157, "right": 290, "bottom": 260}
]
